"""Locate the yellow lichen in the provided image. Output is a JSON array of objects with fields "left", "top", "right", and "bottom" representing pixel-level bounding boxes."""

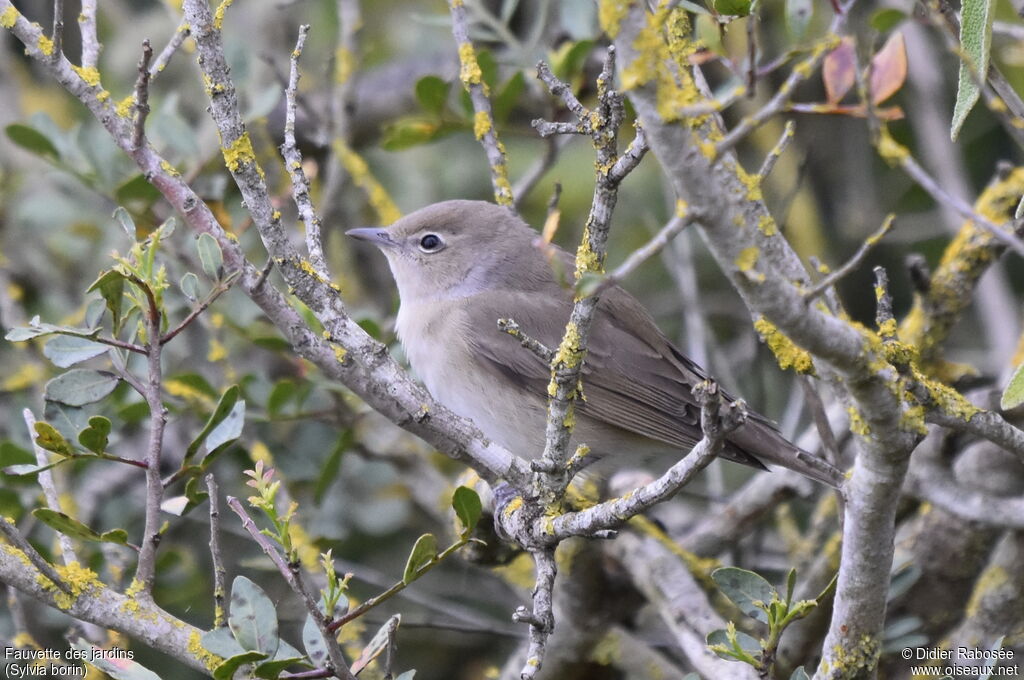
[
  {"left": 846, "top": 406, "right": 870, "bottom": 436},
  {"left": 38, "top": 562, "right": 102, "bottom": 610},
  {"left": 213, "top": 0, "right": 234, "bottom": 30},
  {"left": 187, "top": 630, "right": 223, "bottom": 670},
  {"left": 72, "top": 65, "right": 101, "bottom": 87},
  {"left": 735, "top": 164, "right": 763, "bottom": 202},
  {"left": 457, "top": 42, "right": 486, "bottom": 92},
  {"left": 336, "top": 46, "right": 355, "bottom": 84},
  {"left": 675, "top": 198, "right": 688, "bottom": 218},
  {"left": 115, "top": 94, "right": 136, "bottom": 118},
  {"left": 753, "top": 317, "right": 816, "bottom": 374},
  {"left": 597, "top": 0, "right": 629, "bottom": 38},
  {"left": 334, "top": 141, "right": 402, "bottom": 225},
  {"left": 1, "top": 6, "right": 19, "bottom": 28},
  {"left": 876, "top": 127, "right": 909, "bottom": 166},
  {"left": 36, "top": 33, "right": 54, "bottom": 55},
  {"left": 757, "top": 215, "right": 777, "bottom": 236},
  {"left": 221, "top": 132, "right": 256, "bottom": 172},
  {"left": 734, "top": 246, "right": 759, "bottom": 272},
  {"left": 473, "top": 110, "right": 491, "bottom": 140},
  {"left": 333, "top": 345, "right": 348, "bottom": 363},
  {"left": 160, "top": 160, "right": 181, "bottom": 177}
]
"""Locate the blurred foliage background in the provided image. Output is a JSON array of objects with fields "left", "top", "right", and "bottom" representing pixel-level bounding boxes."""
[{"left": 1, "top": 0, "right": 1023, "bottom": 678}]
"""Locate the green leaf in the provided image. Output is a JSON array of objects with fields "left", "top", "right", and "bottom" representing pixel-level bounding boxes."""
[
  {"left": 452, "top": 486, "right": 482, "bottom": 536},
  {"left": 116, "top": 174, "right": 162, "bottom": 203},
  {"left": 493, "top": 71, "right": 525, "bottom": 124},
  {"left": 197, "top": 233, "right": 224, "bottom": 280},
  {"left": 381, "top": 118, "right": 444, "bottom": 151},
  {"left": 78, "top": 416, "right": 112, "bottom": 454},
  {"left": 43, "top": 335, "right": 110, "bottom": 368},
  {"left": 206, "top": 399, "right": 245, "bottom": 454},
  {"left": 213, "top": 651, "right": 268, "bottom": 680},
  {"left": 99, "top": 528, "right": 129, "bottom": 544},
  {"left": 228, "top": 576, "right": 280, "bottom": 658},
  {"left": 5, "top": 123, "right": 60, "bottom": 160},
  {"left": 33, "top": 508, "right": 126, "bottom": 544},
  {"left": 476, "top": 50, "right": 498, "bottom": 90},
  {"left": 302, "top": 615, "right": 328, "bottom": 668},
  {"left": 0, "top": 442, "right": 36, "bottom": 467},
  {"left": 951, "top": 0, "right": 996, "bottom": 140},
  {"left": 180, "top": 272, "right": 200, "bottom": 301},
  {"left": 267, "top": 380, "right": 297, "bottom": 417},
  {"left": 6, "top": 316, "right": 101, "bottom": 342},
  {"left": 314, "top": 435, "right": 347, "bottom": 503},
  {"left": 785, "top": 0, "right": 813, "bottom": 40},
  {"left": 785, "top": 568, "right": 797, "bottom": 605},
  {"left": 184, "top": 385, "right": 239, "bottom": 464},
  {"left": 0, "top": 488, "right": 23, "bottom": 521},
  {"left": 88, "top": 270, "right": 127, "bottom": 334},
  {"left": 1000, "top": 362, "right": 1024, "bottom": 410},
  {"left": 202, "top": 627, "right": 247, "bottom": 659},
  {"left": 44, "top": 369, "right": 119, "bottom": 407},
  {"left": 112, "top": 206, "right": 137, "bottom": 241},
  {"left": 34, "top": 422, "right": 76, "bottom": 457},
  {"left": 713, "top": 0, "right": 752, "bottom": 17},
  {"left": 706, "top": 627, "right": 760, "bottom": 661},
  {"left": 551, "top": 40, "right": 594, "bottom": 82},
  {"left": 415, "top": 75, "right": 450, "bottom": 117},
  {"left": 70, "top": 638, "right": 163, "bottom": 680},
  {"left": 253, "top": 656, "right": 306, "bottom": 679},
  {"left": 870, "top": 8, "right": 906, "bottom": 33},
  {"left": 711, "top": 567, "right": 776, "bottom": 624},
  {"left": 403, "top": 533, "right": 438, "bottom": 584}
]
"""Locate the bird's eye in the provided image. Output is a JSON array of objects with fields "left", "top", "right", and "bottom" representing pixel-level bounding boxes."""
[{"left": 418, "top": 233, "right": 444, "bottom": 253}]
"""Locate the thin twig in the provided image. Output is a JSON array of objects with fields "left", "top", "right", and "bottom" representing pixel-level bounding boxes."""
[
  {"left": 78, "top": 0, "right": 100, "bottom": 69},
  {"left": 51, "top": 0, "right": 64, "bottom": 61},
  {"left": 133, "top": 284, "right": 168, "bottom": 594},
  {"left": 280, "top": 25, "right": 329, "bottom": 278},
  {"left": 132, "top": 40, "right": 154, "bottom": 150},
  {"left": 803, "top": 214, "right": 895, "bottom": 303},
  {"left": 516, "top": 548, "right": 556, "bottom": 680},
  {"left": 23, "top": 409, "right": 77, "bottom": 565},
  {"left": 590, "top": 209, "right": 699, "bottom": 298},
  {"left": 206, "top": 474, "right": 227, "bottom": 628},
  {"left": 149, "top": 20, "right": 191, "bottom": 81},
  {"left": 512, "top": 136, "right": 570, "bottom": 209},
  {"left": 227, "top": 497, "right": 356, "bottom": 680},
  {"left": 160, "top": 280, "right": 233, "bottom": 345},
  {"left": 448, "top": 0, "right": 513, "bottom": 206},
  {"left": 896, "top": 150, "right": 1024, "bottom": 258},
  {"left": 497, "top": 318, "right": 554, "bottom": 363},
  {"left": 0, "top": 517, "right": 71, "bottom": 593},
  {"left": 758, "top": 120, "right": 796, "bottom": 179}
]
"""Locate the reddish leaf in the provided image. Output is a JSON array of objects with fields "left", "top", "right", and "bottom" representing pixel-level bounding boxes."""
[
  {"left": 823, "top": 37, "right": 857, "bottom": 105},
  {"left": 869, "top": 32, "right": 907, "bottom": 105}
]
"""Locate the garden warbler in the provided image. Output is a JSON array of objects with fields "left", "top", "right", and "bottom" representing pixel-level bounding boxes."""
[{"left": 347, "top": 200, "right": 843, "bottom": 488}]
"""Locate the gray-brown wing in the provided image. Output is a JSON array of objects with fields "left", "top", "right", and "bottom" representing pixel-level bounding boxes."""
[{"left": 462, "top": 288, "right": 711, "bottom": 451}]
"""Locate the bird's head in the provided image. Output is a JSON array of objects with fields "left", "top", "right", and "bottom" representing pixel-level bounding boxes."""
[{"left": 346, "top": 200, "right": 543, "bottom": 302}]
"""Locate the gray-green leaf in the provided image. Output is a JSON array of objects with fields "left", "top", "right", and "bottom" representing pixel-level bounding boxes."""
[
  {"left": 43, "top": 335, "right": 110, "bottom": 368},
  {"left": 1002, "top": 362, "right": 1024, "bottom": 410},
  {"left": 711, "top": 567, "right": 776, "bottom": 624},
  {"left": 44, "top": 369, "right": 119, "bottom": 407},
  {"left": 951, "top": 0, "right": 995, "bottom": 140},
  {"left": 197, "top": 233, "right": 224, "bottom": 280},
  {"left": 228, "top": 576, "right": 280, "bottom": 658}
]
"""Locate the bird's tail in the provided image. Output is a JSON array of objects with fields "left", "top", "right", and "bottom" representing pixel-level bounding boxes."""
[{"left": 724, "top": 419, "right": 845, "bottom": 489}]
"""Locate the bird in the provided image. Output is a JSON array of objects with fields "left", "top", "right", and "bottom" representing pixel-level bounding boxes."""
[{"left": 347, "top": 199, "right": 844, "bottom": 488}]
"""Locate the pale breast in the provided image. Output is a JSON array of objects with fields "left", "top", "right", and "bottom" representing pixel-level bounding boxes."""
[{"left": 396, "top": 300, "right": 547, "bottom": 457}]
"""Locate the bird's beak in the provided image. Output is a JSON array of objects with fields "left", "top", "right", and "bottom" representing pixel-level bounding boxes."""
[{"left": 345, "top": 227, "right": 395, "bottom": 248}]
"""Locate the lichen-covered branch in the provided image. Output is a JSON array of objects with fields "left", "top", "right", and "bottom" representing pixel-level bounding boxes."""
[{"left": 448, "top": 0, "right": 513, "bottom": 206}]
